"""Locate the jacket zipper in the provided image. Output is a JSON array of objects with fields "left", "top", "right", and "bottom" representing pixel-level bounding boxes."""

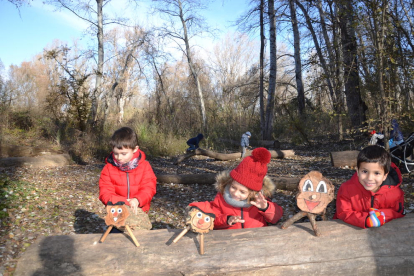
[
  {"left": 371, "top": 195, "right": 375, "bottom": 208},
  {"left": 127, "top": 172, "right": 130, "bottom": 200},
  {"left": 241, "top": 208, "right": 244, "bottom": 229}
]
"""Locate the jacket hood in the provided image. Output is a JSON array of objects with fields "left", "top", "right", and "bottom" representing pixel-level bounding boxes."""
[
  {"left": 244, "top": 131, "right": 251, "bottom": 136},
  {"left": 215, "top": 170, "right": 276, "bottom": 197},
  {"left": 105, "top": 148, "right": 146, "bottom": 167}
]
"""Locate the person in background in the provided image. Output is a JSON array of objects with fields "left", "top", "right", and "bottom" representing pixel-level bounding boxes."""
[
  {"left": 389, "top": 119, "right": 404, "bottom": 148},
  {"left": 240, "top": 131, "right": 251, "bottom": 158},
  {"left": 186, "top": 133, "right": 204, "bottom": 152},
  {"left": 369, "top": 125, "right": 384, "bottom": 146}
]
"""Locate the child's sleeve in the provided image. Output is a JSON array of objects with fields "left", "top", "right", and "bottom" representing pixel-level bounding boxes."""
[
  {"left": 258, "top": 200, "right": 283, "bottom": 224},
  {"left": 377, "top": 188, "right": 406, "bottom": 223},
  {"left": 135, "top": 162, "right": 157, "bottom": 208},
  {"left": 99, "top": 165, "right": 126, "bottom": 205},
  {"left": 335, "top": 185, "right": 369, "bottom": 228},
  {"left": 210, "top": 195, "right": 232, "bottom": 229}
]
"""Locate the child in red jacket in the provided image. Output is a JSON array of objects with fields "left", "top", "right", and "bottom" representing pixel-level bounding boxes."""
[
  {"left": 334, "top": 145, "right": 405, "bottom": 228},
  {"left": 190, "top": 147, "right": 283, "bottom": 229},
  {"left": 99, "top": 127, "right": 157, "bottom": 229}
]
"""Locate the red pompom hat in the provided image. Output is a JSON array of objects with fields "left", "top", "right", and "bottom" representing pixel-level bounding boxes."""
[{"left": 230, "top": 147, "right": 271, "bottom": 191}]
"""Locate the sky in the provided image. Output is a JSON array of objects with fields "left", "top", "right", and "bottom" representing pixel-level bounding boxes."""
[{"left": 0, "top": 0, "right": 249, "bottom": 72}]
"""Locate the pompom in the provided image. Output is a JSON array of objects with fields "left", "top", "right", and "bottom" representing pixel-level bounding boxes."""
[{"left": 251, "top": 147, "right": 271, "bottom": 164}]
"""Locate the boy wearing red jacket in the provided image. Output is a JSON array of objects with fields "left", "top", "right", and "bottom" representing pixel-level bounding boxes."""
[
  {"left": 334, "top": 145, "right": 405, "bottom": 228},
  {"left": 99, "top": 127, "right": 157, "bottom": 229}
]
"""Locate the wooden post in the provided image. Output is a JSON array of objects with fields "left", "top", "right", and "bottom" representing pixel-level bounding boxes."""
[
  {"left": 125, "top": 225, "right": 140, "bottom": 247},
  {"left": 99, "top": 225, "right": 113, "bottom": 243}
]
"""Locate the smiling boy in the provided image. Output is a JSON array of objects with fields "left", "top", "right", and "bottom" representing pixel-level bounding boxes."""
[{"left": 334, "top": 145, "right": 405, "bottom": 228}]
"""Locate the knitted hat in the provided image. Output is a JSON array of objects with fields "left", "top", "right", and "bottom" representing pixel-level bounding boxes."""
[
  {"left": 230, "top": 147, "right": 271, "bottom": 191},
  {"left": 188, "top": 201, "right": 216, "bottom": 218}
]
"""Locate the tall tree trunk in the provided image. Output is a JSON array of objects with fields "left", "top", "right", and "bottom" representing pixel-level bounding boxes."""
[
  {"left": 264, "top": 0, "right": 276, "bottom": 140},
  {"left": 288, "top": 0, "right": 305, "bottom": 115},
  {"left": 336, "top": 0, "right": 367, "bottom": 128},
  {"left": 295, "top": 0, "right": 336, "bottom": 113},
  {"left": 178, "top": 0, "right": 207, "bottom": 133},
  {"left": 371, "top": 0, "right": 389, "bottom": 149},
  {"left": 259, "top": 0, "right": 265, "bottom": 139},
  {"left": 90, "top": 0, "right": 103, "bottom": 125},
  {"left": 333, "top": 2, "right": 345, "bottom": 140}
]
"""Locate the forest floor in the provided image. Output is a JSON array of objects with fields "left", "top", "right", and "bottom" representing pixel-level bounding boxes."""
[{"left": 1, "top": 140, "right": 414, "bottom": 275}]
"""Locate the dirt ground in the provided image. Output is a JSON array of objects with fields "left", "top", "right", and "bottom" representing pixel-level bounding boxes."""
[{"left": 1, "top": 141, "right": 414, "bottom": 275}]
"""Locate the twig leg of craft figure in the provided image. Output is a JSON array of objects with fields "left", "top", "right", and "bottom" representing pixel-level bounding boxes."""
[
  {"left": 281, "top": 211, "right": 306, "bottom": 229},
  {"left": 199, "top": 234, "right": 204, "bottom": 255},
  {"left": 307, "top": 213, "right": 321, "bottom": 237},
  {"left": 173, "top": 226, "right": 191, "bottom": 243},
  {"left": 321, "top": 210, "right": 328, "bottom": 221},
  {"left": 125, "top": 225, "right": 140, "bottom": 247},
  {"left": 100, "top": 225, "right": 113, "bottom": 243}
]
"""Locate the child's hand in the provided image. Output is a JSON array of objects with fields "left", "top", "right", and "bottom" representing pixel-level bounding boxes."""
[
  {"left": 366, "top": 208, "right": 386, "bottom": 227},
  {"left": 228, "top": 216, "right": 245, "bottom": 225},
  {"left": 127, "top": 198, "right": 140, "bottom": 215},
  {"left": 250, "top": 192, "right": 269, "bottom": 210}
]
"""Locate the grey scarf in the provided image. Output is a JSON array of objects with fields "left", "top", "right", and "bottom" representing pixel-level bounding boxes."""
[{"left": 223, "top": 184, "right": 251, "bottom": 208}]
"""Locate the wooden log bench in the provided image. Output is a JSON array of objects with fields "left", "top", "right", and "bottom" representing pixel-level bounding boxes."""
[{"left": 14, "top": 214, "right": 414, "bottom": 275}]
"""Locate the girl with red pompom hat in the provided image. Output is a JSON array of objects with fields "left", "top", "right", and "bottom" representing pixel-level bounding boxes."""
[{"left": 189, "top": 147, "right": 283, "bottom": 230}]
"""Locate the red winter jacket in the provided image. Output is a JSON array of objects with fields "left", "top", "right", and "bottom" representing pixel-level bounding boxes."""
[
  {"left": 211, "top": 193, "right": 283, "bottom": 229},
  {"left": 99, "top": 149, "right": 157, "bottom": 213},
  {"left": 334, "top": 163, "right": 405, "bottom": 228}
]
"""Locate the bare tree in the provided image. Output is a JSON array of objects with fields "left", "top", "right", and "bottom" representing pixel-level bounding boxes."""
[
  {"left": 45, "top": 0, "right": 127, "bottom": 126},
  {"left": 44, "top": 45, "right": 93, "bottom": 131},
  {"left": 151, "top": 0, "right": 212, "bottom": 133},
  {"left": 288, "top": 0, "right": 305, "bottom": 115},
  {"left": 335, "top": 0, "right": 367, "bottom": 129},
  {"left": 263, "top": 0, "right": 277, "bottom": 140}
]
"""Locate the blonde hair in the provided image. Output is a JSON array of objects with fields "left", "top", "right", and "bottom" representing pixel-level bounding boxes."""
[{"left": 219, "top": 179, "right": 258, "bottom": 204}]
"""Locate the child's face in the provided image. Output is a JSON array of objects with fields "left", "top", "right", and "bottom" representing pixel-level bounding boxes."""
[
  {"left": 113, "top": 146, "right": 138, "bottom": 164},
  {"left": 357, "top": 162, "right": 388, "bottom": 193},
  {"left": 229, "top": 181, "right": 249, "bottom": 201}
]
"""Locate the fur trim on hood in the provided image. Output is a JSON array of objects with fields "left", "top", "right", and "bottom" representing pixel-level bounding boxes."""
[{"left": 214, "top": 170, "right": 276, "bottom": 198}]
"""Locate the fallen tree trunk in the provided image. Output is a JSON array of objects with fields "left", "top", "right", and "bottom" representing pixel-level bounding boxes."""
[
  {"left": 14, "top": 214, "right": 414, "bottom": 275},
  {"left": 218, "top": 138, "right": 281, "bottom": 149},
  {"left": 175, "top": 148, "right": 295, "bottom": 164},
  {"left": 156, "top": 174, "right": 216, "bottom": 185},
  {"left": 156, "top": 173, "right": 299, "bottom": 191},
  {"left": 330, "top": 150, "right": 359, "bottom": 168},
  {"left": 0, "top": 154, "right": 72, "bottom": 168}
]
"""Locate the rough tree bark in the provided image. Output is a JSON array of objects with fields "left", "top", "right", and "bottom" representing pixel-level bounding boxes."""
[
  {"left": 336, "top": 0, "right": 367, "bottom": 129},
  {"left": 264, "top": 0, "right": 277, "bottom": 140},
  {"left": 15, "top": 214, "right": 414, "bottom": 275},
  {"left": 288, "top": 0, "right": 305, "bottom": 115}
]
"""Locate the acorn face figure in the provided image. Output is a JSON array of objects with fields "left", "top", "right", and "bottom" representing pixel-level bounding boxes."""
[
  {"left": 296, "top": 171, "right": 334, "bottom": 214},
  {"left": 104, "top": 201, "right": 129, "bottom": 228},
  {"left": 187, "top": 206, "right": 215, "bottom": 234}
]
